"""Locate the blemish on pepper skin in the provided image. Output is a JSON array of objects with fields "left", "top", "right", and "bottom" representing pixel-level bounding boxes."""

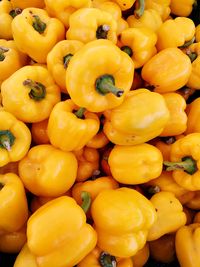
[
  {"left": 170, "top": 201, "right": 173, "bottom": 204},
  {"left": 155, "top": 208, "right": 158, "bottom": 212}
]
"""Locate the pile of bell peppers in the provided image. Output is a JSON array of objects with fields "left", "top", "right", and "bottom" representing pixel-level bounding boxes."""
[{"left": 1, "top": 0, "right": 200, "bottom": 266}]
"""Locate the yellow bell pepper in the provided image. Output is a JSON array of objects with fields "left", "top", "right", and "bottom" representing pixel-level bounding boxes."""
[
  {"left": 0, "top": 223, "right": 26, "bottom": 253},
  {"left": 47, "top": 40, "right": 84, "bottom": 93},
  {"left": 119, "top": 27, "right": 157, "bottom": 68},
  {"left": 103, "top": 89, "right": 169, "bottom": 145},
  {"left": 0, "top": 111, "right": 31, "bottom": 167},
  {"left": 12, "top": 8, "right": 65, "bottom": 63},
  {"left": 31, "top": 119, "right": 49, "bottom": 145},
  {"left": 156, "top": 17, "right": 195, "bottom": 51},
  {"left": 117, "top": 18, "right": 129, "bottom": 35},
  {"left": 160, "top": 93, "right": 187, "bottom": 136},
  {"left": 1, "top": 65, "right": 61, "bottom": 123},
  {"left": 176, "top": 223, "right": 200, "bottom": 267},
  {"left": 164, "top": 133, "right": 200, "bottom": 191},
  {"left": 66, "top": 39, "right": 134, "bottom": 112},
  {"left": 108, "top": 144, "right": 163, "bottom": 184},
  {"left": 142, "top": 47, "right": 192, "bottom": 93},
  {"left": 0, "top": 173, "right": 28, "bottom": 233},
  {"left": 27, "top": 196, "right": 97, "bottom": 267},
  {"left": 127, "top": 9, "right": 162, "bottom": 33},
  {"left": 67, "top": 8, "right": 117, "bottom": 44},
  {"left": 195, "top": 24, "right": 200, "bottom": 42},
  {"left": 91, "top": 187, "right": 157, "bottom": 257},
  {"left": 74, "top": 147, "right": 100, "bottom": 182},
  {"left": 145, "top": 0, "right": 171, "bottom": 21},
  {"left": 149, "top": 234, "right": 176, "bottom": 263},
  {"left": 18, "top": 144, "right": 78, "bottom": 197},
  {"left": 185, "top": 191, "right": 200, "bottom": 210},
  {"left": 0, "top": 39, "right": 27, "bottom": 85},
  {"left": 44, "top": 0, "right": 91, "bottom": 28},
  {"left": 147, "top": 192, "right": 186, "bottom": 241},
  {"left": 186, "top": 98, "right": 200, "bottom": 134},
  {"left": 11, "top": 0, "right": 45, "bottom": 9},
  {"left": 170, "top": 0, "right": 196, "bottom": 17},
  {"left": 14, "top": 244, "right": 38, "bottom": 267},
  {"left": 47, "top": 100, "right": 100, "bottom": 151}
]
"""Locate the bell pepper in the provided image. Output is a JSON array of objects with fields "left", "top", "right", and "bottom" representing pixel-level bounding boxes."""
[
  {"left": 0, "top": 173, "right": 28, "bottom": 233},
  {"left": 142, "top": 48, "right": 192, "bottom": 93},
  {"left": 14, "top": 244, "right": 38, "bottom": 267},
  {"left": 160, "top": 93, "right": 187, "bottom": 136},
  {"left": 185, "top": 191, "right": 200, "bottom": 210},
  {"left": 74, "top": 147, "right": 100, "bottom": 182},
  {"left": 176, "top": 223, "right": 200, "bottom": 267},
  {"left": 186, "top": 98, "right": 200, "bottom": 134},
  {"left": 0, "top": 111, "right": 31, "bottom": 167},
  {"left": 12, "top": 8, "right": 65, "bottom": 63},
  {"left": 47, "top": 100, "right": 100, "bottom": 151},
  {"left": 156, "top": 17, "right": 195, "bottom": 51},
  {"left": 11, "top": 0, "right": 45, "bottom": 8},
  {"left": 103, "top": 89, "right": 169, "bottom": 145},
  {"left": 67, "top": 8, "right": 117, "bottom": 44},
  {"left": 195, "top": 25, "right": 200, "bottom": 42},
  {"left": 108, "top": 144, "right": 163, "bottom": 184},
  {"left": 91, "top": 187, "right": 157, "bottom": 257},
  {"left": 0, "top": 40, "right": 27, "bottom": 85},
  {"left": 194, "top": 212, "right": 200, "bottom": 223},
  {"left": 164, "top": 133, "right": 200, "bottom": 191},
  {"left": 149, "top": 234, "right": 176, "bottom": 263},
  {"left": 145, "top": 0, "right": 171, "bottom": 21},
  {"left": 145, "top": 171, "right": 195, "bottom": 205},
  {"left": 66, "top": 39, "right": 134, "bottom": 112},
  {"left": 119, "top": 27, "right": 157, "bottom": 68},
  {"left": 101, "top": 146, "right": 113, "bottom": 176},
  {"left": 0, "top": 223, "right": 26, "bottom": 253},
  {"left": 127, "top": 9, "right": 162, "bottom": 33},
  {"left": 44, "top": 0, "right": 91, "bottom": 28},
  {"left": 147, "top": 192, "right": 186, "bottom": 241},
  {"left": 170, "top": 0, "right": 196, "bottom": 17},
  {"left": 31, "top": 119, "right": 49, "bottom": 145},
  {"left": 1, "top": 65, "right": 61, "bottom": 123},
  {"left": 47, "top": 40, "right": 84, "bottom": 94},
  {"left": 18, "top": 144, "right": 78, "bottom": 197},
  {"left": 27, "top": 196, "right": 97, "bottom": 267}
]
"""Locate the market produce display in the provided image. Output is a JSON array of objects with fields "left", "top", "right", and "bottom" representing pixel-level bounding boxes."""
[{"left": 1, "top": 0, "right": 200, "bottom": 266}]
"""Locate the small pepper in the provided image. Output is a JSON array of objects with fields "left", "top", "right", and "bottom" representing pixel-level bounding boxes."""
[
  {"left": 11, "top": 0, "right": 45, "bottom": 8},
  {"left": 1, "top": 65, "right": 61, "bottom": 123},
  {"left": 145, "top": 0, "right": 171, "bottom": 21},
  {"left": 31, "top": 119, "right": 49, "bottom": 145},
  {"left": 18, "top": 144, "right": 78, "bottom": 197},
  {"left": 12, "top": 8, "right": 65, "bottom": 63},
  {"left": 170, "top": 0, "right": 196, "bottom": 17},
  {"left": 47, "top": 100, "right": 100, "bottom": 151},
  {"left": 66, "top": 39, "right": 134, "bottom": 112}
]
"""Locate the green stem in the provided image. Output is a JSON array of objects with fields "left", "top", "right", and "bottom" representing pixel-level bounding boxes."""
[
  {"left": 95, "top": 74, "right": 124, "bottom": 97},
  {"left": 163, "top": 156, "right": 197, "bottom": 175},
  {"left": 81, "top": 191, "right": 91, "bottom": 213},
  {"left": 187, "top": 52, "right": 198, "bottom": 62},
  {"left": 96, "top": 25, "right": 110, "bottom": 39},
  {"left": 121, "top": 46, "right": 133, "bottom": 57},
  {"left": 23, "top": 79, "right": 46, "bottom": 101},
  {"left": 9, "top": 8, "right": 22, "bottom": 18},
  {"left": 0, "top": 130, "right": 15, "bottom": 151},
  {"left": 32, "top": 15, "right": 46, "bottom": 34},
  {"left": 179, "top": 37, "right": 195, "bottom": 48},
  {"left": 99, "top": 252, "right": 116, "bottom": 267},
  {"left": 134, "top": 0, "right": 145, "bottom": 18},
  {"left": 0, "top": 47, "right": 9, "bottom": 61},
  {"left": 74, "top": 107, "right": 86, "bottom": 119},
  {"left": 63, "top": 53, "right": 73, "bottom": 69}
]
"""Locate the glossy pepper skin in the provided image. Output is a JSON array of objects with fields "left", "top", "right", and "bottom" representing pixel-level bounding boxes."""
[
  {"left": 27, "top": 196, "right": 97, "bottom": 267},
  {"left": 0, "top": 111, "right": 31, "bottom": 167},
  {"left": 74, "top": 147, "right": 100, "bottom": 182},
  {"left": 142, "top": 48, "right": 192, "bottom": 93},
  {"left": 160, "top": 93, "right": 187, "bottom": 136},
  {"left": 47, "top": 40, "right": 84, "bottom": 93},
  {"left": 108, "top": 144, "right": 163, "bottom": 184},
  {"left": 91, "top": 187, "right": 157, "bottom": 258},
  {"left": 12, "top": 8, "right": 65, "bottom": 63},
  {"left": 14, "top": 244, "right": 37, "bottom": 267},
  {"left": 31, "top": 119, "right": 49, "bottom": 145},
  {"left": 0, "top": 0, "right": 15, "bottom": 40},
  {"left": 44, "top": 0, "right": 91, "bottom": 28},
  {"left": 1, "top": 65, "right": 61, "bottom": 123},
  {"left": 0, "top": 173, "right": 28, "bottom": 233},
  {"left": 0, "top": 40, "right": 27, "bottom": 85},
  {"left": 145, "top": 0, "right": 171, "bottom": 21},
  {"left": 119, "top": 27, "right": 157, "bottom": 68},
  {"left": 156, "top": 17, "right": 195, "bottom": 51},
  {"left": 186, "top": 98, "right": 200, "bottom": 134},
  {"left": 170, "top": 0, "right": 196, "bottom": 17},
  {"left": 67, "top": 8, "right": 117, "bottom": 44},
  {"left": 18, "top": 144, "right": 78, "bottom": 197},
  {"left": 11, "top": 0, "right": 45, "bottom": 8},
  {"left": 176, "top": 223, "right": 200, "bottom": 267},
  {"left": 103, "top": 89, "right": 169, "bottom": 145},
  {"left": 147, "top": 192, "right": 186, "bottom": 241},
  {"left": 47, "top": 100, "right": 100, "bottom": 151},
  {"left": 66, "top": 39, "right": 134, "bottom": 112}
]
